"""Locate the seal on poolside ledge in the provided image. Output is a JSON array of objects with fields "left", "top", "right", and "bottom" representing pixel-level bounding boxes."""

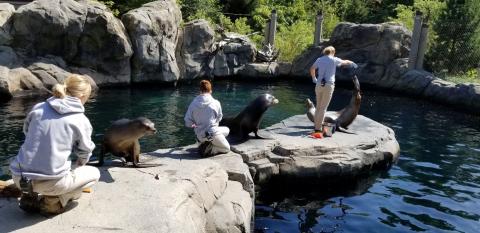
[
  {"left": 220, "top": 94, "right": 279, "bottom": 141},
  {"left": 91, "top": 117, "right": 158, "bottom": 167}
]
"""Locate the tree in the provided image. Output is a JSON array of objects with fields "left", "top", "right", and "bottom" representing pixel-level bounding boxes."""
[{"left": 428, "top": 0, "right": 480, "bottom": 74}]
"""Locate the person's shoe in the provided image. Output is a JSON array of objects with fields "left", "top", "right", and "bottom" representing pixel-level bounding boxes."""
[
  {"left": 18, "top": 192, "right": 41, "bottom": 213},
  {"left": 39, "top": 196, "right": 65, "bottom": 216}
]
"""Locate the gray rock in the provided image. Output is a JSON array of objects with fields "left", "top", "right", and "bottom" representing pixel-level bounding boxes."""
[
  {"left": 180, "top": 19, "right": 215, "bottom": 80},
  {"left": 122, "top": 0, "right": 182, "bottom": 83},
  {"left": 212, "top": 33, "right": 256, "bottom": 77},
  {"left": 23, "top": 55, "right": 98, "bottom": 90},
  {"left": 377, "top": 58, "right": 409, "bottom": 89},
  {"left": 424, "top": 79, "right": 480, "bottom": 111},
  {"left": 0, "top": 65, "right": 49, "bottom": 100},
  {"left": 205, "top": 181, "right": 253, "bottom": 233},
  {"left": 331, "top": 22, "right": 411, "bottom": 65},
  {"left": 12, "top": 0, "right": 132, "bottom": 85},
  {"left": 237, "top": 63, "right": 279, "bottom": 78},
  {"left": 0, "top": 155, "right": 252, "bottom": 233},
  {"left": 0, "top": 46, "right": 20, "bottom": 67},
  {"left": 393, "top": 69, "right": 435, "bottom": 95},
  {"left": 234, "top": 114, "right": 400, "bottom": 184},
  {"left": 210, "top": 153, "right": 255, "bottom": 197},
  {"left": 0, "top": 3, "right": 15, "bottom": 45},
  {"left": 291, "top": 45, "right": 325, "bottom": 78}
]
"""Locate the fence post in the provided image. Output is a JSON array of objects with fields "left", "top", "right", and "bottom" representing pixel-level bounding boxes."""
[
  {"left": 268, "top": 9, "right": 277, "bottom": 48},
  {"left": 263, "top": 19, "right": 271, "bottom": 46},
  {"left": 314, "top": 11, "right": 323, "bottom": 46},
  {"left": 416, "top": 21, "right": 429, "bottom": 70},
  {"left": 408, "top": 11, "right": 423, "bottom": 70}
]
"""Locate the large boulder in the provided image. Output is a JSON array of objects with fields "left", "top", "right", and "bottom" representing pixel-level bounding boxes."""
[
  {"left": 291, "top": 23, "right": 411, "bottom": 83},
  {"left": 212, "top": 33, "right": 256, "bottom": 77},
  {"left": 11, "top": 0, "right": 132, "bottom": 85},
  {"left": 0, "top": 46, "right": 20, "bottom": 67},
  {"left": 180, "top": 19, "right": 215, "bottom": 80},
  {"left": 0, "top": 65, "right": 49, "bottom": 101},
  {"left": 122, "top": 0, "right": 182, "bottom": 83},
  {"left": 231, "top": 114, "right": 400, "bottom": 184},
  {"left": 0, "top": 3, "right": 15, "bottom": 45},
  {"left": 330, "top": 22, "right": 411, "bottom": 65},
  {"left": 424, "top": 79, "right": 480, "bottom": 112},
  {"left": 0, "top": 156, "right": 252, "bottom": 233}
]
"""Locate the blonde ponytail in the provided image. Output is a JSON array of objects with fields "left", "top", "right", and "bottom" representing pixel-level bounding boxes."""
[
  {"left": 52, "top": 74, "right": 92, "bottom": 100},
  {"left": 52, "top": 83, "right": 67, "bottom": 98}
]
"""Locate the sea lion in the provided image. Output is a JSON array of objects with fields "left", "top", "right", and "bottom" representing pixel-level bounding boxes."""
[
  {"left": 94, "top": 117, "right": 157, "bottom": 167},
  {"left": 220, "top": 94, "right": 279, "bottom": 141},
  {"left": 306, "top": 74, "right": 361, "bottom": 134}
]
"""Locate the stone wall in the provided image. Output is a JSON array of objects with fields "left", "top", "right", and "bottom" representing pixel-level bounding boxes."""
[{"left": 0, "top": 0, "right": 258, "bottom": 101}]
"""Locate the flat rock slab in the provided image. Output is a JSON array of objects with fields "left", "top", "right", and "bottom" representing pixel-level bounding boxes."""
[
  {"left": 231, "top": 114, "right": 400, "bottom": 182},
  {"left": 0, "top": 156, "right": 252, "bottom": 233}
]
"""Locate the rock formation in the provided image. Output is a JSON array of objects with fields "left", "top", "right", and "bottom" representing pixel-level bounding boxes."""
[{"left": 122, "top": 0, "right": 182, "bottom": 83}]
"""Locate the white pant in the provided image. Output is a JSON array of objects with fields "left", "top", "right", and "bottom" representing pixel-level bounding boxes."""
[
  {"left": 200, "top": 126, "right": 230, "bottom": 155},
  {"left": 14, "top": 166, "right": 100, "bottom": 207}
]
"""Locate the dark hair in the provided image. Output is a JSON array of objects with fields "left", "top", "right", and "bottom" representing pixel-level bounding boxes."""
[{"left": 200, "top": 80, "right": 212, "bottom": 93}]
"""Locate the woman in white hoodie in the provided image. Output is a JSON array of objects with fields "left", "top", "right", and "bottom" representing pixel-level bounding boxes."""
[
  {"left": 9, "top": 74, "right": 100, "bottom": 215},
  {"left": 184, "top": 80, "right": 230, "bottom": 156}
]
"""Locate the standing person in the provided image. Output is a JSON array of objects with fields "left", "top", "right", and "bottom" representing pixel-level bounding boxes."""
[
  {"left": 9, "top": 74, "right": 99, "bottom": 215},
  {"left": 310, "top": 46, "right": 354, "bottom": 134},
  {"left": 184, "top": 80, "right": 230, "bottom": 157}
]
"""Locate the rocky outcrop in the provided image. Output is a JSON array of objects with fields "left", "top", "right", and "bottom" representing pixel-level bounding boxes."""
[
  {"left": 232, "top": 114, "right": 400, "bottom": 184},
  {"left": 180, "top": 19, "right": 216, "bottom": 80},
  {"left": 0, "top": 3, "right": 15, "bottom": 45},
  {"left": 0, "top": 156, "right": 252, "bottom": 233},
  {"left": 212, "top": 33, "right": 256, "bottom": 77},
  {"left": 11, "top": 0, "right": 132, "bottom": 85},
  {"left": 0, "top": 114, "right": 399, "bottom": 232},
  {"left": 292, "top": 22, "right": 411, "bottom": 81},
  {"left": 122, "top": 0, "right": 182, "bottom": 83}
]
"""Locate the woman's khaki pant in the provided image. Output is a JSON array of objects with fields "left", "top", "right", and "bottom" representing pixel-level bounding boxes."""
[
  {"left": 14, "top": 165, "right": 100, "bottom": 207},
  {"left": 314, "top": 84, "right": 334, "bottom": 131}
]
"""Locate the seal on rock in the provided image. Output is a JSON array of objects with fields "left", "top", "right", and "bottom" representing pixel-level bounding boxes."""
[
  {"left": 220, "top": 94, "right": 279, "bottom": 141},
  {"left": 94, "top": 117, "right": 157, "bottom": 167},
  {"left": 306, "top": 75, "right": 361, "bottom": 134}
]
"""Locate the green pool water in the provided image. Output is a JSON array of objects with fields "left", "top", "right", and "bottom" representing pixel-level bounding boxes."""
[{"left": 1, "top": 80, "right": 479, "bottom": 232}]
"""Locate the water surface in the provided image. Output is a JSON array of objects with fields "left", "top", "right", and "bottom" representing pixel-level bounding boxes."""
[{"left": 1, "top": 80, "right": 479, "bottom": 232}]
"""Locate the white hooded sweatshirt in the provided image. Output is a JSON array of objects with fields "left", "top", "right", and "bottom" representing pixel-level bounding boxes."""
[
  {"left": 184, "top": 94, "right": 223, "bottom": 140},
  {"left": 10, "top": 96, "right": 95, "bottom": 180}
]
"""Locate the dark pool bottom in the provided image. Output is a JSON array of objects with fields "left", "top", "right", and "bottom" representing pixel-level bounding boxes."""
[{"left": 1, "top": 80, "right": 479, "bottom": 232}]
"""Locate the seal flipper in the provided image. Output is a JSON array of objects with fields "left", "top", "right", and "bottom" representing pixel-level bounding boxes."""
[{"left": 336, "top": 126, "right": 356, "bottom": 134}]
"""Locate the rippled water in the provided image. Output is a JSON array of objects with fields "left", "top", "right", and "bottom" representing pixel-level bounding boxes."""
[{"left": 1, "top": 80, "right": 479, "bottom": 232}]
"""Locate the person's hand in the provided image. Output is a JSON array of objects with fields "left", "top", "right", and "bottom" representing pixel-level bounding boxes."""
[
  {"left": 191, "top": 123, "right": 197, "bottom": 128},
  {"left": 76, "top": 158, "right": 88, "bottom": 167}
]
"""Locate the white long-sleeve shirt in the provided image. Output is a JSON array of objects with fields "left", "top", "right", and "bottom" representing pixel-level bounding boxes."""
[
  {"left": 184, "top": 94, "right": 223, "bottom": 141},
  {"left": 10, "top": 96, "right": 95, "bottom": 180}
]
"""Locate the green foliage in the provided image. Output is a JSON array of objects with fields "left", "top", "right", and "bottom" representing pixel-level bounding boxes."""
[
  {"left": 441, "top": 69, "right": 480, "bottom": 84},
  {"left": 275, "top": 20, "right": 314, "bottom": 62},
  {"left": 428, "top": 0, "right": 480, "bottom": 74},
  {"left": 178, "top": 0, "right": 222, "bottom": 23},
  {"left": 390, "top": 0, "right": 446, "bottom": 30}
]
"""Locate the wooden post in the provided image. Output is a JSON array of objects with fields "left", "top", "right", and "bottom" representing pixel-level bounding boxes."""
[
  {"left": 416, "top": 22, "right": 429, "bottom": 70},
  {"left": 263, "top": 19, "right": 271, "bottom": 46},
  {"left": 314, "top": 11, "right": 324, "bottom": 46},
  {"left": 408, "top": 11, "right": 423, "bottom": 70},
  {"left": 268, "top": 9, "right": 277, "bottom": 48}
]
